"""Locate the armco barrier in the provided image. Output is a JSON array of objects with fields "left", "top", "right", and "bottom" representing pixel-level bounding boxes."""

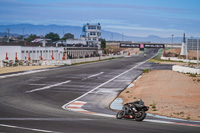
[{"left": 172, "top": 65, "right": 200, "bottom": 74}]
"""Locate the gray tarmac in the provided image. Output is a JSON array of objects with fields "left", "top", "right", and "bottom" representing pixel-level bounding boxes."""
[{"left": 0, "top": 48, "right": 199, "bottom": 133}]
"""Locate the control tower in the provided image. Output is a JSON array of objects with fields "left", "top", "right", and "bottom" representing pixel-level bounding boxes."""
[{"left": 80, "top": 23, "right": 101, "bottom": 48}]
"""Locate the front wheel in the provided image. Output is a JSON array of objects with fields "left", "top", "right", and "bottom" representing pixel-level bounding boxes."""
[
  {"left": 116, "top": 110, "right": 125, "bottom": 119},
  {"left": 135, "top": 111, "right": 146, "bottom": 121}
]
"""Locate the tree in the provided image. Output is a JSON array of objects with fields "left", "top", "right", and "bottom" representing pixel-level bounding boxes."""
[
  {"left": 45, "top": 32, "right": 60, "bottom": 42},
  {"left": 61, "top": 33, "right": 74, "bottom": 40},
  {"left": 26, "top": 34, "right": 37, "bottom": 42},
  {"left": 100, "top": 38, "right": 106, "bottom": 49}
]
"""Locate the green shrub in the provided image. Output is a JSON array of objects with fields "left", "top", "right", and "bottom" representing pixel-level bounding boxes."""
[
  {"left": 186, "top": 116, "right": 190, "bottom": 120},
  {"left": 126, "top": 91, "right": 130, "bottom": 93},
  {"left": 143, "top": 69, "right": 151, "bottom": 73},
  {"left": 189, "top": 73, "right": 197, "bottom": 77},
  {"left": 193, "top": 57, "right": 197, "bottom": 60}
]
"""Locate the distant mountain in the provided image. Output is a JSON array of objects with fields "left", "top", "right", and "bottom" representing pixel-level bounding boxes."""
[{"left": 0, "top": 24, "right": 188, "bottom": 43}]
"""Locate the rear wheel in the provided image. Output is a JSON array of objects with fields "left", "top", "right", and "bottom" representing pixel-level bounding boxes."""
[
  {"left": 135, "top": 111, "right": 146, "bottom": 121},
  {"left": 116, "top": 110, "right": 125, "bottom": 119}
]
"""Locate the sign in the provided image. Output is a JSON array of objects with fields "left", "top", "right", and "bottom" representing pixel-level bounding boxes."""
[
  {"left": 120, "top": 43, "right": 165, "bottom": 48},
  {"left": 144, "top": 44, "right": 165, "bottom": 48},
  {"left": 120, "top": 43, "right": 140, "bottom": 48},
  {"left": 140, "top": 44, "right": 144, "bottom": 48}
]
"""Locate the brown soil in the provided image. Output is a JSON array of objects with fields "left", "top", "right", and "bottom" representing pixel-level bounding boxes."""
[
  {"left": 188, "top": 51, "right": 200, "bottom": 59},
  {"left": 0, "top": 66, "right": 57, "bottom": 74},
  {"left": 165, "top": 48, "right": 200, "bottom": 59},
  {"left": 118, "top": 70, "right": 200, "bottom": 121},
  {"left": 165, "top": 48, "right": 181, "bottom": 55}
]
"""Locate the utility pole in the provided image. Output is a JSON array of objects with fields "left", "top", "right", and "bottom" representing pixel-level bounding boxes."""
[
  {"left": 191, "top": 36, "right": 193, "bottom": 51},
  {"left": 171, "top": 34, "right": 174, "bottom": 45},
  {"left": 186, "top": 39, "right": 189, "bottom": 66},
  {"left": 111, "top": 33, "right": 113, "bottom": 41},
  {"left": 7, "top": 28, "right": 10, "bottom": 42},
  {"left": 197, "top": 39, "right": 199, "bottom": 68},
  {"left": 22, "top": 28, "right": 25, "bottom": 41},
  {"left": 63, "top": 31, "right": 65, "bottom": 37}
]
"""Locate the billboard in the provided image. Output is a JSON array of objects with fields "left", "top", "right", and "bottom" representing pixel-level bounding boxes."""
[
  {"left": 120, "top": 43, "right": 165, "bottom": 48},
  {"left": 144, "top": 44, "right": 165, "bottom": 48},
  {"left": 120, "top": 43, "right": 140, "bottom": 48}
]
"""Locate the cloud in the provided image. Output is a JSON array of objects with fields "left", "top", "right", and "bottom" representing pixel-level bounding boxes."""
[
  {"left": 1, "top": 0, "right": 199, "bottom": 15},
  {"left": 104, "top": 25, "right": 184, "bottom": 32}
]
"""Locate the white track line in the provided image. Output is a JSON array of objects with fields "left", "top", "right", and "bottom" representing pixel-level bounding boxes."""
[
  {"left": 127, "top": 83, "right": 135, "bottom": 88},
  {"left": 30, "top": 84, "right": 49, "bottom": 86},
  {"left": 144, "top": 119, "right": 173, "bottom": 124},
  {"left": 0, "top": 124, "right": 61, "bottom": 133},
  {"left": 27, "top": 80, "right": 71, "bottom": 93},
  {"left": 62, "top": 52, "right": 158, "bottom": 109},
  {"left": 87, "top": 72, "right": 104, "bottom": 78},
  {"left": 82, "top": 72, "right": 104, "bottom": 80}
]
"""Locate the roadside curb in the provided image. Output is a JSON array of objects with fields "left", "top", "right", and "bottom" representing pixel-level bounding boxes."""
[
  {"left": 62, "top": 101, "right": 115, "bottom": 118},
  {"left": 63, "top": 100, "right": 200, "bottom": 128}
]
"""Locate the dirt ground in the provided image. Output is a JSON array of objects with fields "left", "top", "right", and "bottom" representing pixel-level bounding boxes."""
[
  {"left": 0, "top": 66, "right": 57, "bottom": 75},
  {"left": 165, "top": 48, "right": 181, "bottom": 55},
  {"left": 149, "top": 59, "right": 187, "bottom": 66},
  {"left": 118, "top": 70, "right": 200, "bottom": 121},
  {"left": 165, "top": 48, "right": 200, "bottom": 59}
]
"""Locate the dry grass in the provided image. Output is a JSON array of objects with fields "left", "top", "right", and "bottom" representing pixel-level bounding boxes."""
[{"left": 0, "top": 66, "right": 57, "bottom": 74}]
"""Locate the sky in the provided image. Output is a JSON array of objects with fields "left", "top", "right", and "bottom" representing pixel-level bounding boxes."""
[{"left": 0, "top": 0, "right": 200, "bottom": 37}]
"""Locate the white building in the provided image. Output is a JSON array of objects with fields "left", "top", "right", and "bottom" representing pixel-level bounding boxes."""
[
  {"left": 0, "top": 46, "right": 65, "bottom": 62},
  {"left": 66, "top": 39, "right": 87, "bottom": 46},
  {"left": 187, "top": 39, "right": 200, "bottom": 51},
  {"left": 80, "top": 23, "right": 101, "bottom": 48}
]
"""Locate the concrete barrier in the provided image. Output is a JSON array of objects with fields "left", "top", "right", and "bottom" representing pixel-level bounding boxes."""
[
  {"left": 172, "top": 65, "right": 200, "bottom": 74},
  {"left": 0, "top": 55, "right": 125, "bottom": 67},
  {"left": 161, "top": 56, "right": 198, "bottom": 64},
  {"left": 41, "top": 60, "right": 71, "bottom": 66},
  {"left": 70, "top": 55, "right": 123, "bottom": 64},
  {"left": 0, "top": 61, "right": 3, "bottom": 67}
]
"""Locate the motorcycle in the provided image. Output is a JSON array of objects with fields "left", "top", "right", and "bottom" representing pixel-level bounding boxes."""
[{"left": 116, "top": 99, "right": 149, "bottom": 121}]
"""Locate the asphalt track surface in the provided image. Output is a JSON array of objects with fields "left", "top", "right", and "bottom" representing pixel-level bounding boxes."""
[{"left": 0, "top": 48, "right": 199, "bottom": 133}]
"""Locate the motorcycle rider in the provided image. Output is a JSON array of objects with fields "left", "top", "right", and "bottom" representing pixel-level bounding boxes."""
[
  {"left": 144, "top": 53, "right": 146, "bottom": 58},
  {"left": 128, "top": 99, "right": 144, "bottom": 113}
]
